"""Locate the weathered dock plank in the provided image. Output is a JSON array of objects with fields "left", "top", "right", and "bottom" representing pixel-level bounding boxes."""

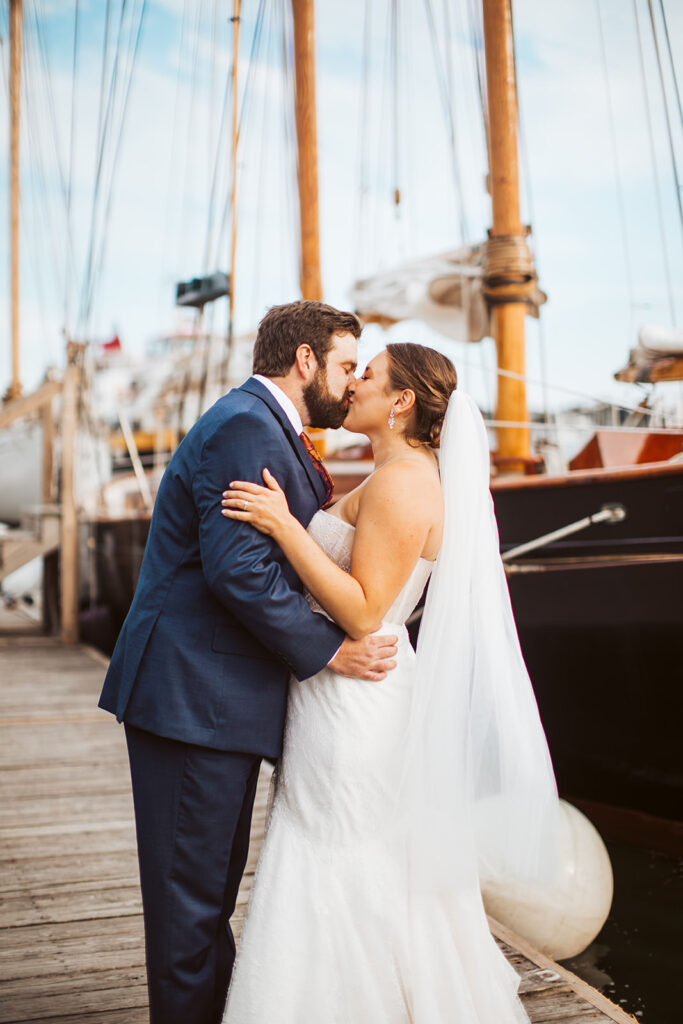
[{"left": 0, "top": 639, "right": 634, "bottom": 1023}]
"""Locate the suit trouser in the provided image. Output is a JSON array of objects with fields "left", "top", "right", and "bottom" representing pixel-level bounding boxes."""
[{"left": 125, "top": 724, "right": 262, "bottom": 1024}]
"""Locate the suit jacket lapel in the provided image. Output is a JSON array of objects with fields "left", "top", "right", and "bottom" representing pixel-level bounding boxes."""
[{"left": 239, "top": 377, "right": 326, "bottom": 506}]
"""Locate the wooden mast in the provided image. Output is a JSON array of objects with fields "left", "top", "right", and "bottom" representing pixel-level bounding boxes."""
[
  {"left": 291, "top": 0, "right": 327, "bottom": 452},
  {"left": 8, "top": 0, "right": 22, "bottom": 400},
  {"left": 482, "top": 0, "right": 530, "bottom": 471},
  {"left": 292, "top": 0, "right": 322, "bottom": 303}
]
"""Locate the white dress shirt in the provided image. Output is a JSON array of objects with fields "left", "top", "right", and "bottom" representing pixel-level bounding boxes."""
[
  {"left": 253, "top": 375, "right": 303, "bottom": 436},
  {"left": 252, "top": 375, "right": 343, "bottom": 664}
]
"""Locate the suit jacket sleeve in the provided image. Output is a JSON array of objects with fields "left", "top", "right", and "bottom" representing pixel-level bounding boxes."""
[{"left": 192, "top": 410, "right": 345, "bottom": 681}]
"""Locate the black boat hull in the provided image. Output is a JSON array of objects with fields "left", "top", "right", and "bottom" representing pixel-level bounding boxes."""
[{"left": 492, "top": 462, "right": 682, "bottom": 822}]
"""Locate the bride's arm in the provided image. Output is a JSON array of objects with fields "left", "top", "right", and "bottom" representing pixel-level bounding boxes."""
[{"left": 222, "top": 465, "right": 434, "bottom": 639}]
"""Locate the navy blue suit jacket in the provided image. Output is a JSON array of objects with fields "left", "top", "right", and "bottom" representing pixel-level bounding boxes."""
[{"left": 98, "top": 377, "right": 344, "bottom": 758}]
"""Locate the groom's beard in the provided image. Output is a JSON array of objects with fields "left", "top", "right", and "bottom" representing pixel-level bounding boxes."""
[{"left": 303, "top": 368, "right": 350, "bottom": 429}]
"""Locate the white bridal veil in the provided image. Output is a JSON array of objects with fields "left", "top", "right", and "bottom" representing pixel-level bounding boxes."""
[{"left": 402, "top": 390, "right": 559, "bottom": 894}]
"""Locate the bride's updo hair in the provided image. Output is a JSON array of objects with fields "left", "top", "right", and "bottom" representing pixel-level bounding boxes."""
[{"left": 386, "top": 343, "right": 457, "bottom": 449}]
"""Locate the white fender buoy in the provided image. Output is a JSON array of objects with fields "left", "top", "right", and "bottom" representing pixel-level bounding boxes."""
[{"left": 481, "top": 799, "right": 613, "bottom": 960}]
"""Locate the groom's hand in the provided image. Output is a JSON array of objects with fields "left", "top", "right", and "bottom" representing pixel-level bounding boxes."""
[{"left": 329, "top": 635, "right": 398, "bottom": 682}]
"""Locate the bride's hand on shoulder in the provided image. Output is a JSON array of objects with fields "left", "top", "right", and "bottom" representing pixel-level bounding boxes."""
[{"left": 221, "top": 468, "right": 291, "bottom": 539}]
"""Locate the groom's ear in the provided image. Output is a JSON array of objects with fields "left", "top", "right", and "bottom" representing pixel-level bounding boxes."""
[{"left": 293, "top": 344, "right": 317, "bottom": 380}]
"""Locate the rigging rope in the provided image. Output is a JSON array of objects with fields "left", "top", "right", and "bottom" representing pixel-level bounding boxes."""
[
  {"left": 374, "top": 0, "right": 395, "bottom": 262},
  {"left": 159, "top": 0, "right": 191, "bottom": 309},
  {"left": 95, "top": 0, "right": 112, "bottom": 158},
  {"left": 507, "top": 0, "right": 550, "bottom": 426},
  {"left": 80, "top": 0, "right": 148, "bottom": 341},
  {"left": 390, "top": 0, "right": 400, "bottom": 214},
  {"left": 21, "top": 34, "right": 57, "bottom": 361},
  {"left": 23, "top": 2, "right": 76, "bottom": 328},
  {"left": 485, "top": 419, "right": 683, "bottom": 434},
  {"left": 65, "top": 0, "right": 80, "bottom": 321},
  {"left": 83, "top": 0, "right": 148, "bottom": 335},
  {"left": 202, "top": 54, "right": 233, "bottom": 274},
  {"left": 445, "top": 0, "right": 475, "bottom": 241},
  {"left": 466, "top": 0, "right": 489, "bottom": 170},
  {"left": 274, "top": 2, "right": 288, "bottom": 298},
  {"left": 216, "top": 0, "right": 268, "bottom": 273},
  {"left": 423, "top": 0, "right": 467, "bottom": 242},
  {"left": 235, "top": 0, "right": 268, "bottom": 175},
  {"left": 172, "top": 0, "right": 205, "bottom": 335},
  {"left": 633, "top": 0, "right": 677, "bottom": 326},
  {"left": 200, "top": 0, "right": 228, "bottom": 276},
  {"left": 77, "top": 0, "right": 130, "bottom": 335},
  {"left": 594, "top": 0, "right": 637, "bottom": 335},
  {"left": 493, "top": 365, "right": 667, "bottom": 420},
  {"left": 0, "top": 10, "right": 7, "bottom": 105},
  {"left": 31, "top": 0, "right": 78, "bottom": 316},
  {"left": 208, "top": 0, "right": 220, "bottom": 225},
  {"left": 647, "top": 0, "right": 683, "bottom": 242},
  {"left": 658, "top": 0, "right": 682, "bottom": 131},
  {"left": 364, "top": 0, "right": 391, "bottom": 265},
  {"left": 246, "top": 7, "right": 273, "bottom": 320},
  {"left": 32, "top": 3, "right": 68, "bottom": 201},
  {"left": 278, "top": 0, "right": 298, "bottom": 303},
  {"left": 354, "top": 0, "right": 373, "bottom": 277},
  {"left": 222, "top": 0, "right": 244, "bottom": 390}
]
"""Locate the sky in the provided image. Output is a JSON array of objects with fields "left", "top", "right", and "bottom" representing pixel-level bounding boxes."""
[{"left": 0, "top": 0, "right": 682, "bottom": 419}]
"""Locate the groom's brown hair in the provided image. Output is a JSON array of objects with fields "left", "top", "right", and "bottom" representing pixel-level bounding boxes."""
[{"left": 253, "top": 300, "right": 362, "bottom": 377}]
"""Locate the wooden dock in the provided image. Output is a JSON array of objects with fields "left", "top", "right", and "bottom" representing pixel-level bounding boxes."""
[{"left": 0, "top": 638, "right": 636, "bottom": 1023}]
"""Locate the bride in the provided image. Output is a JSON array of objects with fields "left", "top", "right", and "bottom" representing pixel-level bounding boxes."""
[{"left": 220, "top": 343, "right": 558, "bottom": 1023}]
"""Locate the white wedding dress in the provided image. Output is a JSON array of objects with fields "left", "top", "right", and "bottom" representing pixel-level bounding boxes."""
[{"left": 223, "top": 508, "right": 529, "bottom": 1024}]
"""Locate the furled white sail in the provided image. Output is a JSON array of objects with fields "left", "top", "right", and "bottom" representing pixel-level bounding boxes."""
[
  {"left": 348, "top": 245, "right": 490, "bottom": 344},
  {"left": 636, "top": 325, "right": 683, "bottom": 356},
  {"left": 614, "top": 325, "right": 683, "bottom": 382}
]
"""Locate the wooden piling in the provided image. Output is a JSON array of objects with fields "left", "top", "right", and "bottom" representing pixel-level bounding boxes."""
[{"left": 59, "top": 346, "right": 81, "bottom": 645}]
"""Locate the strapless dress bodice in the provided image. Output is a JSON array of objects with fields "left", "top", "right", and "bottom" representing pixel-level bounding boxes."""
[{"left": 305, "top": 509, "right": 433, "bottom": 626}]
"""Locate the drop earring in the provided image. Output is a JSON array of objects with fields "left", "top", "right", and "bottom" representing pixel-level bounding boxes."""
[{"left": 388, "top": 408, "right": 395, "bottom": 430}]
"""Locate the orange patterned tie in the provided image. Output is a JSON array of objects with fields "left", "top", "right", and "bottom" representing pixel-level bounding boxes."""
[{"left": 299, "top": 432, "right": 335, "bottom": 509}]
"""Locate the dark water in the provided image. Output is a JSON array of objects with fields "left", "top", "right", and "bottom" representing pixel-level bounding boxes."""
[{"left": 561, "top": 839, "right": 682, "bottom": 1023}]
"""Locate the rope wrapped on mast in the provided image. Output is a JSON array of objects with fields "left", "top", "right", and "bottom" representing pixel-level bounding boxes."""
[{"left": 480, "top": 230, "right": 546, "bottom": 315}]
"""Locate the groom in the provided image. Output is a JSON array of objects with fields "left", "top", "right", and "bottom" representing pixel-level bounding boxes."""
[{"left": 99, "top": 300, "right": 398, "bottom": 1024}]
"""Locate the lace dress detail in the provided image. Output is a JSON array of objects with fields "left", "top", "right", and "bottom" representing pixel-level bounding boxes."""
[
  {"left": 304, "top": 511, "right": 354, "bottom": 578},
  {"left": 223, "top": 511, "right": 527, "bottom": 1024},
  {"left": 303, "top": 510, "right": 433, "bottom": 624}
]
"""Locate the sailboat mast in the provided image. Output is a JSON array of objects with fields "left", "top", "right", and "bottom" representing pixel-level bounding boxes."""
[
  {"left": 291, "top": 0, "right": 328, "bottom": 453},
  {"left": 292, "top": 0, "right": 322, "bottom": 302},
  {"left": 8, "top": 0, "right": 22, "bottom": 400},
  {"left": 482, "top": 0, "right": 530, "bottom": 469}
]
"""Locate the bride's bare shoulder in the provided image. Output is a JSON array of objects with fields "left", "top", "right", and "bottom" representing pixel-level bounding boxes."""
[
  {"left": 354, "top": 456, "right": 443, "bottom": 560},
  {"left": 361, "top": 455, "right": 442, "bottom": 511}
]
